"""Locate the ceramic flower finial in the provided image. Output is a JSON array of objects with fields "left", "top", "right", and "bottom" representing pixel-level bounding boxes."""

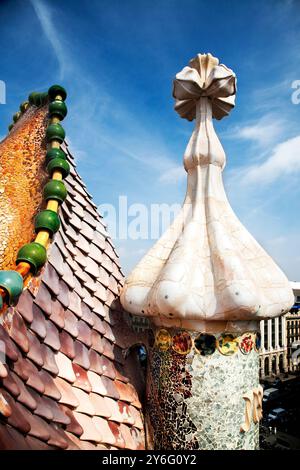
[
  {"left": 120, "top": 53, "right": 294, "bottom": 330},
  {"left": 173, "top": 52, "right": 236, "bottom": 121}
]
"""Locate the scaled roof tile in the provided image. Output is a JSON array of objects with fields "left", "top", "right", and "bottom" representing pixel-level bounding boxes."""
[{"left": 0, "top": 116, "right": 145, "bottom": 450}]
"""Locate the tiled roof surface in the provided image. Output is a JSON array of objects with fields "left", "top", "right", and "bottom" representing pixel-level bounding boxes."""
[{"left": 0, "top": 135, "right": 145, "bottom": 450}]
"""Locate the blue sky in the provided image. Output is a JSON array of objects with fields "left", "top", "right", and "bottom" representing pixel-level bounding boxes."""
[{"left": 0, "top": 0, "right": 300, "bottom": 279}]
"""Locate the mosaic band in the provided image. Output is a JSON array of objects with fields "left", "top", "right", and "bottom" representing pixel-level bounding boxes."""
[{"left": 153, "top": 328, "right": 261, "bottom": 356}]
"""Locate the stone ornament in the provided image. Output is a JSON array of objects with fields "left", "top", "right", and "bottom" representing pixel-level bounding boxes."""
[
  {"left": 173, "top": 53, "right": 236, "bottom": 121},
  {"left": 120, "top": 53, "right": 293, "bottom": 329}
]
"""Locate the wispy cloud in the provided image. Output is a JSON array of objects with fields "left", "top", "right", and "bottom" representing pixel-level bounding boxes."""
[
  {"left": 30, "top": 0, "right": 67, "bottom": 79},
  {"left": 159, "top": 165, "right": 185, "bottom": 184},
  {"left": 226, "top": 114, "right": 286, "bottom": 148},
  {"left": 230, "top": 134, "right": 300, "bottom": 186}
]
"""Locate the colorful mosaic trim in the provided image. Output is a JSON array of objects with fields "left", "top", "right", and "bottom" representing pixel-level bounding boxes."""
[
  {"left": 0, "top": 85, "right": 68, "bottom": 313},
  {"left": 153, "top": 329, "right": 261, "bottom": 357}
]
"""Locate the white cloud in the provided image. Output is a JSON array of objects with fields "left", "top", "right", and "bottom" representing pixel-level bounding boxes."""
[
  {"left": 159, "top": 165, "right": 185, "bottom": 184},
  {"left": 228, "top": 114, "right": 286, "bottom": 147},
  {"left": 238, "top": 135, "right": 300, "bottom": 185},
  {"left": 30, "top": 0, "right": 67, "bottom": 79}
]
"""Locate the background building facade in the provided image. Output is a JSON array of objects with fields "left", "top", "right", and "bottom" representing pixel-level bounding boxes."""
[{"left": 259, "top": 282, "right": 300, "bottom": 379}]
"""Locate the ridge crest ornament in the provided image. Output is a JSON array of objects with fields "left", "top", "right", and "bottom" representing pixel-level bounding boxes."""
[{"left": 120, "top": 53, "right": 294, "bottom": 450}]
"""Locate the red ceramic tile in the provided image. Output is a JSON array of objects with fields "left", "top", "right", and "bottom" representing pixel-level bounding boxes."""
[
  {"left": 85, "top": 257, "right": 99, "bottom": 279},
  {"left": 2, "top": 369, "right": 20, "bottom": 397},
  {"left": 61, "top": 261, "right": 76, "bottom": 289},
  {"left": 77, "top": 320, "right": 92, "bottom": 347},
  {"left": 11, "top": 374, "right": 37, "bottom": 410},
  {"left": 92, "top": 231, "right": 106, "bottom": 250},
  {"left": 114, "top": 364, "right": 130, "bottom": 384},
  {"left": 25, "top": 434, "right": 54, "bottom": 450},
  {"left": 108, "top": 275, "right": 119, "bottom": 296},
  {"left": 50, "top": 299, "right": 65, "bottom": 329},
  {"left": 0, "top": 326, "right": 19, "bottom": 362},
  {"left": 0, "top": 424, "right": 30, "bottom": 450},
  {"left": 55, "top": 352, "right": 76, "bottom": 383},
  {"left": 119, "top": 423, "right": 136, "bottom": 450},
  {"left": 83, "top": 210, "right": 97, "bottom": 228},
  {"left": 93, "top": 299, "right": 107, "bottom": 318},
  {"left": 72, "top": 363, "right": 92, "bottom": 392},
  {"left": 82, "top": 288, "right": 95, "bottom": 310},
  {"left": 101, "top": 376, "right": 120, "bottom": 400},
  {"left": 38, "top": 370, "right": 61, "bottom": 401},
  {"left": 42, "top": 264, "right": 60, "bottom": 296},
  {"left": 64, "top": 309, "right": 79, "bottom": 338},
  {"left": 114, "top": 380, "right": 135, "bottom": 403},
  {"left": 73, "top": 341, "right": 90, "bottom": 370},
  {"left": 0, "top": 390, "right": 12, "bottom": 417},
  {"left": 87, "top": 371, "right": 107, "bottom": 395},
  {"left": 17, "top": 402, "right": 50, "bottom": 442},
  {"left": 103, "top": 396, "right": 123, "bottom": 422},
  {"left": 98, "top": 355, "right": 116, "bottom": 380},
  {"left": 101, "top": 337, "right": 115, "bottom": 361},
  {"left": 47, "top": 424, "right": 68, "bottom": 449},
  {"left": 2, "top": 390, "right": 31, "bottom": 433},
  {"left": 61, "top": 406, "right": 83, "bottom": 436},
  {"left": 90, "top": 393, "right": 111, "bottom": 418},
  {"left": 90, "top": 330, "right": 104, "bottom": 354},
  {"left": 117, "top": 401, "right": 135, "bottom": 425},
  {"left": 98, "top": 267, "right": 109, "bottom": 287},
  {"left": 30, "top": 390, "right": 52, "bottom": 421},
  {"left": 34, "top": 282, "right": 52, "bottom": 315},
  {"left": 76, "top": 236, "right": 90, "bottom": 257},
  {"left": 68, "top": 291, "right": 82, "bottom": 317},
  {"left": 12, "top": 355, "right": 30, "bottom": 381},
  {"left": 34, "top": 283, "right": 52, "bottom": 316},
  {"left": 88, "top": 349, "right": 104, "bottom": 375},
  {"left": 89, "top": 243, "right": 103, "bottom": 263},
  {"left": 27, "top": 330, "right": 44, "bottom": 367},
  {"left": 72, "top": 201, "right": 84, "bottom": 218},
  {"left": 107, "top": 421, "right": 125, "bottom": 449},
  {"left": 16, "top": 289, "right": 34, "bottom": 323},
  {"left": 69, "top": 212, "right": 82, "bottom": 231},
  {"left": 84, "top": 274, "right": 98, "bottom": 294},
  {"left": 93, "top": 282, "right": 107, "bottom": 303},
  {"left": 74, "top": 192, "right": 88, "bottom": 209},
  {"left": 90, "top": 312, "right": 105, "bottom": 335},
  {"left": 73, "top": 412, "right": 102, "bottom": 442},
  {"left": 48, "top": 243, "right": 65, "bottom": 277},
  {"left": 130, "top": 427, "right": 145, "bottom": 450},
  {"left": 7, "top": 310, "right": 29, "bottom": 353},
  {"left": 53, "top": 377, "right": 79, "bottom": 408},
  {"left": 41, "top": 344, "right": 59, "bottom": 375},
  {"left": 44, "top": 320, "right": 60, "bottom": 351},
  {"left": 129, "top": 406, "right": 144, "bottom": 430},
  {"left": 102, "top": 320, "right": 116, "bottom": 343},
  {"left": 92, "top": 416, "right": 115, "bottom": 446},
  {"left": 74, "top": 247, "right": 87, "bottom": 268},
  {"left": 81, "top": 302, "right": 94, "bottom": 326},
  {"left": 0, "top": 362, "right": 7, "bottom": 379},
  {"left": 25, "top": 361, "right": 45, "bottom": 394},
  {"left": 57, "top": 280, "right": 70, "bottom": 308},
  {"left": 59, "top": 330, "right": 75, "bottom": 359},
  {"left": 72, "top": 387, "right": 95, "bottom": 415},
  {"left": 66, "top": 223, "right": 79, "bottom": 243},
  {"left": 47, "top": 398, "right": 71, "bottom": 426},
  {"left": 30, "top": 303, "right": 47, "bottom": 339}
]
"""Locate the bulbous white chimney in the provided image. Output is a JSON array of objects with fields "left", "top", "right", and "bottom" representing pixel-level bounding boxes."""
[{"left": 120, "top": 53, "right": 293, "bottom": 450}]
